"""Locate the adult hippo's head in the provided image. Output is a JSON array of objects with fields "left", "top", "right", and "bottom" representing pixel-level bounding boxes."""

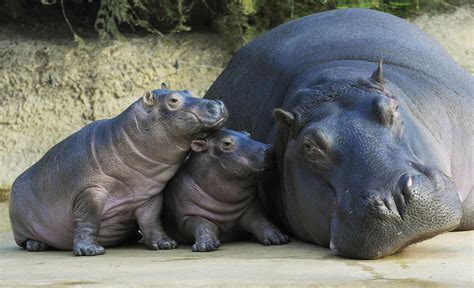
[{"left": 272, "top": 62, "right": 462, "bottom": 259}]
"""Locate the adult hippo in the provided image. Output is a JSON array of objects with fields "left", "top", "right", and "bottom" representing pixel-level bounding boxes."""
[{"left": 205, "top": 9, "right": 473, "bottom": 259}]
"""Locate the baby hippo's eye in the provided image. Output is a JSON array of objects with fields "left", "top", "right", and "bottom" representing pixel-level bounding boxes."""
[
  {"left": 167, "top": 94, "right": 182, "bottom": 109},
  {"left": 221, "top": 138, "right": 234, "bottom": 150}
]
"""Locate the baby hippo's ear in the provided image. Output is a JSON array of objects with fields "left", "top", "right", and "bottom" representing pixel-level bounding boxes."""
[
  {"left": 191, "top": 140, "right": 208, "bottom": 153},
  {"left": 143, "top": 91, "right": 155, "bottom": 107},
  {"left": 161, "top": 82, "right": 169, "bottom": 89}
]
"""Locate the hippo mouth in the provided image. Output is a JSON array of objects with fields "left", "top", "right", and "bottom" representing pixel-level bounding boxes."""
[
  {"left": 189, "top": 112, "right": 228, "bottom": 129},
  {"left": 249, "top": 163, "right": 275, "bottom": 173},
  {"left": 328, "top": 164, "right": 462, "bottom": 259}
]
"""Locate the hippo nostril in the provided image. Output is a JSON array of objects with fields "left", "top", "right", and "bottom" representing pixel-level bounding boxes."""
[
  {"left": 399, "top": 174, "right": 414, "bottom": 201},
  {"left": 406, "top": 176, "right": 413, "bottom": 189},
  {"left": 373, "top": 197, "right": 385, "bottom": 207},
  {"left": 215, "top": 100, "right": 224, "bottom": 107},
  {"left": 362, "top": 192, "right": 401, "bottom": 219},
  {"left": 206, "top": 102, "right": 220, "bottom": 116}
]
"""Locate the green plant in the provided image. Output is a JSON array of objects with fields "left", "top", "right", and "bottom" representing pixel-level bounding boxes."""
[{"left": 4, "top": 0, "right": 467, "bottom": 42}]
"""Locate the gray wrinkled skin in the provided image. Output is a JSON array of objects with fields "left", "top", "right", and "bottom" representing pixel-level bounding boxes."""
[
  {"left": 205, "top": 9, "right": 473, "bottom": 259},
  {"left": 163, "top": 129, "right": 289, "bottom": 252},
  {"left": 9, "top": 85, "right": 228, "bottom": 256}
]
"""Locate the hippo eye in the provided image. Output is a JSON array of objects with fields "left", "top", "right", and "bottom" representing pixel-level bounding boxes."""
[
  {"left": 222, "top": 139, "right": 234, "bottom": 150},
  {"left": 167, "top": 94, "right": 182, "bottom": 108}
]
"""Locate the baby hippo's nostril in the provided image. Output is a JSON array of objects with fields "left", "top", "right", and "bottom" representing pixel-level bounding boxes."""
[
  {"left": 215, "top": 100, "right": 224, "bottom": 108},
  {"left": 212, "top": 100, "right": 228, "bottom": 117},
  {"left": 206, "top": 101, "right": 220, "bottom": 117}
]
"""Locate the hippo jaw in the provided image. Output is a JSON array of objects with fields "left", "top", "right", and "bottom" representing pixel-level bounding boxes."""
[{"left": 329, "top": 163, "right": 462, "bottom": 259}]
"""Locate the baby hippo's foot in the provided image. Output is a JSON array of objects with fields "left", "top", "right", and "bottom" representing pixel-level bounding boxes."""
[
  {"left": 147, "top": 236, "right": 178, "bottom": 250},
  {"left": 192, "top": 235, "right": 222, "bottom": 252},
  {"left": 73, "top": 241, "right": 105, "bottom": 256},
  {"left": 259, "top": 227, "right": 291, "bottom": 246},
  {"left": 26, "top": 239, "right": 49, "bottom": 252}
]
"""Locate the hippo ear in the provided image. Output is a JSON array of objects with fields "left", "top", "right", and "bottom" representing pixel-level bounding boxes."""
[
  {"left": 373, "top": 96, "right": 398, "bottom": 126},
  {"left": 191, "top": 140, "right": 207, "bottom": 153},
  {"left": 273, "top": 109, "right": 295, "bottom": 128},
  {"left": 370, "top": 60, "right": 384, "bottom": 85},
  {"left": 161, "top": 82, "right": 169, "bottom": 89},
  {"left": 143, "top": 91, "right": 155, "bottom": 107}
]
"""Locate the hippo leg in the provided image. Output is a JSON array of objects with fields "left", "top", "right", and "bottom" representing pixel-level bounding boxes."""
[
  {"left": 135, "top": 193, "right": 177, "bottom": 250},
  {"left": 26, "top": 240, "right": 49, "bottom": 252},
  {"left": 184, "top": 216, "right": 221, "bottom": 252},
  {"left": 72, "top": 187, "right": 107, "bottom": 256},
  {"left": 239, "top": 200, "right": 290, "bottom": 246},
  {"left": 455, "top": 188, "right": 474, "bottom": 231}
]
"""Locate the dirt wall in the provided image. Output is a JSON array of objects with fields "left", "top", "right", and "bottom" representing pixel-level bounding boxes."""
[
  {"left": 0, "top": 32, "right": 232, "bottom": 190},
  {"left": 0, "top": 7, "right": 473, "bottom": 192}
]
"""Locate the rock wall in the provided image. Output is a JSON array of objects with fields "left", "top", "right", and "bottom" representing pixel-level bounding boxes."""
[{"left": 0, "top": 33, "right": 232, "bottom": 189}]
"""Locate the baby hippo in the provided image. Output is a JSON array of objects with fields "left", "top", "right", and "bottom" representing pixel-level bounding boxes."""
[
  {"left": 9, "top": 83, "right": 228, "bottom": 256},
  {"left": 164, "top": 129, "right": 290, "bottom": 252}
]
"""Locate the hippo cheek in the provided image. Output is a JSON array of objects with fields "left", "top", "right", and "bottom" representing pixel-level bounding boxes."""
[
  {"left": 329, "top": 171, "right": 462, "bottom": 259},
  {"left": 281, "top": 144, "right": 334, "bottom": 246}
]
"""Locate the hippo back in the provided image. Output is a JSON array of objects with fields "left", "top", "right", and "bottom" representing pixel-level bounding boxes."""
[{"left": 205, "top": 8, "right": 473, "bottom": 140}]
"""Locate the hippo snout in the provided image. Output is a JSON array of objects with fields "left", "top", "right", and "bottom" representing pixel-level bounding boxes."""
[
  {"left": 206, "top": 100, "right": 226, "bottom": 117},
  {"left": 358, "top": 174, "right": 414, "bottom": 219},
  {"left": 192, "top": 99, "right": 228, "bottom": 129},
  {"left": 206, "top": 100, "right": 228, "bottom": 122},
  {"left": 331, "top": 168, "right": 462, "bottom": 259}
]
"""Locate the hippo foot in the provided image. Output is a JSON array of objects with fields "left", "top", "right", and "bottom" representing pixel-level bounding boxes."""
[
  {"left": 148, "top": 237, "right": 178, "bottom": 250},
  {"left": 192, "top": 237, "right": 222, "bottom": 252},
  {"left": 26, "top": 240, "right": 49, "bottom": 252},
  {"left": 73, "top": 241, "right": 105, "bottom": 256},
  {"left": 260, "top": 228, "right": 291, "bottom": 246}
]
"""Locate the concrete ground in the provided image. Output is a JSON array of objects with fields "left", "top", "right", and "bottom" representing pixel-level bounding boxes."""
[{"left": 0, "top": 230, "right": 472, "bottom": 287}]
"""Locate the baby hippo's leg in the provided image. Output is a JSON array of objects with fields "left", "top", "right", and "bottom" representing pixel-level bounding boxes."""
[
  {"left": 135, "top": 193, "right": 177, "bottom": 250},
  {"left": 184, "top": 216, "right": 221, "bottom": 252},
  {"left": 239, "top": 200, "right": 290, "bottom": 246},
  {"left": 26, "top": 240, "right": 49, "bottom": 252},
  {"left": 73, "top": 187, "right": 108, "bottom": 256}
]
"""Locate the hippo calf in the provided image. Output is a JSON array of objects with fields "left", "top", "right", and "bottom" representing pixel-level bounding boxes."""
[
  {"left": 163, "top": 129, "right": 290, "bottom": 252},
  {"left": 9, "top": 84, "right": 228, "bottom": 256},
  {"left": 205, "top": 9, "right": 473, "bottom": 259}
]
